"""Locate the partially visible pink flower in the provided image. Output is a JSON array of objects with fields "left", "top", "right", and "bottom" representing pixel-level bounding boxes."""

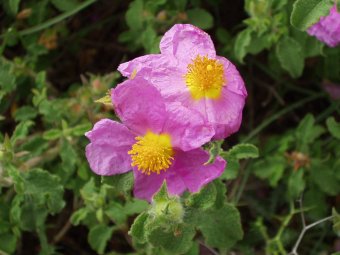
[
  {"left": 85, "top": 78, "right": 225, "bottom": 201},
  {"left": 307, "top": 5, "right": 340, "bottom": 47},
  {"left": 118, "top": 24, "right": 247, "bottom": 140},
  {"left": 323, "top": 81, "right": 340, "bottom": 100}
]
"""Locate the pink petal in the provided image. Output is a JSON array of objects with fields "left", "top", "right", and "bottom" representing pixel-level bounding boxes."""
[
  {"left": 307, "top": 5, "right": 340, "bottom": 47},
  {"left": 111, "top": 78, "right": 167, "bottom": 135},
  {"left": 323, "top": 81, "right": 340, "bottom": 100},
  {"left": 204, "top": 88, "right": 247, "bottom": 140},
  {"left": 216, "top": 56, "right": 247, "bottom": 98},
  {"left": 173, "top": 149, "right": 226, "bottom": 193},
  {"left": 160, "top": 24, "right": 216, "bottom": 66},
  {"left": 133, "top": 148, "right": 226, "bottom": 202},
  {"left": 118, "top": 54, "right": 173, "bottom": 79},
  {"left": 164, "top": 102, "right": 214, "bottom": 151},
  {"left": 133, "top": 168, "right": 186, "bottom": 202},
  {"left": 85, "top": 119, "right": 135, "bottom": 175}
]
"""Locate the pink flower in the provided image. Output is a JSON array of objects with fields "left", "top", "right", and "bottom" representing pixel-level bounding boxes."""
[
  {"left": 307, "top": 5, "right": 340, "bottom": 47},
  {"left": 118, "top": 24, "right": 247, "bottom": 140},
  {"left": 85, "top": 78, "right": 225, "bottom": 201},
  {"left": 323, "top": 81, "right": 340, "bottom": 100}
]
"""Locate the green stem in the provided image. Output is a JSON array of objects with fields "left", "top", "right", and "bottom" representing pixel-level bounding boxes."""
[
  {"left": 1, "top": 0, "right": 97, "bottom": 38},
  {"left": 242, "top": 93, "right": 323, "bottom": 143}
]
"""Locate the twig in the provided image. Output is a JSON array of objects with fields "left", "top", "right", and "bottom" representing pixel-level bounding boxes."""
[
  {"left": 52, "top": 220, "right": 72, "bottom": 244},
  {"left": 198, "top": 240, "right": 219, "bottom": 255},
  {"left": 289, "top": 215, "right": 333, "bottom": 255}
]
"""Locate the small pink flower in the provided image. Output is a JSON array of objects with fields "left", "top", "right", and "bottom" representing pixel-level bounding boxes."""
[
  {"left": 307, "top": 5, "right": 340, "bottom": 47},
  {"left": 323, "top": 81, "right": 340, "bottom": 100},
  {"left": 118, "top": 24, "right": 247, "bottom": 140},
  {"left": 85, "top": 78, "right": 225, "bottom": 201}
]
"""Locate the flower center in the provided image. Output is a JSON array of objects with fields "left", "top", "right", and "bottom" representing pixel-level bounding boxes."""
[
  {"left": 184, "top": 55, "right": 225, "bottom": 100},
  {"left": 128, "top": 131, "right": 174, "bottom": 175}
]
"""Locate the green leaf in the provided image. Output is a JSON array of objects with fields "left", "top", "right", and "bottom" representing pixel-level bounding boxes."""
[
  {"left": 234, "top": 28, "right": 252, "bottom": 64},
  {"left": 310, "top": 161, "right": 340, "bottom": 196},
  {"left": 296, "top": 114, "right": 325, "bottom": 148},
  {"left": 9, "top": 0, "right": 21, "bottom": 15},
  {"left": 124, "top": 199, "right": 148, "bottom": 215},
  {"left": 60, "top": 140, "right": 77, "bottom": 170},
  {"left": 0, "top": 60, "right": 16, "bottom": 93},
  {"left": 51, "top": 0, "right": 79, "bottom": 12},
  {"left": 187, "top": 8, "right": 214, "bottom": 29},
  {"left": 22, "top": 168, "right": 65, "bottom": 213},
  {"left": 276, "top": 36, "right": 304, "bottom": 78},
  {"left": 88, "top": 224, "right": 115, "bottom": 255},
  {"left": 141, "top": 26, "right": 158, "bottom": 53},
  {"left": 186, "top": 182, "right": 217, "bottom": 210},
  {"left": 71, "top": 122, "right": 92, "bottom": 136},
  {"left": 11, "top": 120, "right": 34, "bottom": 144},
  {"left": 198, "top": 203, "right": 243, "bottom": 250},
  {"left": 253, "top": 156, "right": 286, "bottom": 187},
  {"left": 42, "top": 129, "right": 62, "bottom": 140},
  {"left": 221, "top": 156, "right": 239, "bottom": 180},
  {"left": 126, "top": 0, "right": 144, "bottom": 30},
  {"left": 290, "top": 0, "right": 333, "bottom": 30},
  {"left": 287, "top": 169, "right": 305, "bottom": 199},
  {"left": 0, "top": 233, "right": 17, "bottom": 254},
  {"left": 228, "top": 143, "right": 259, "bottom": 159},
  {"left": 70, "top": 207, "right": 89, "bottom": 226},
  {"left": 105, "top": 202, "right": 127, "bottom": 225},
  {"left": 146, "top": 224, "right": 195, "bottom": 254},
  {"left": 95, "top": 94, "right": 112, "bottom": 106},
  {"left": 153, "top": 181, "right": 169, "bottom": 203},
  {"left": 333, "top": 208, "right": 340, "bottom": 237},
  {"left": 327, "top": 117, "right": 340, "bottom": 139},
  {"left": 14, "top": 106, "right": 38, "bottom": 122},
  {"left": 129, "top": 212, "right": 148, "bottom": 243},
  {"left": 204, "top": 140, "right": 223, "bottom": 165}
]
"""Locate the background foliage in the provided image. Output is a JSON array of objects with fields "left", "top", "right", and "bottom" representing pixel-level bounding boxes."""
[{"left": 0, "top": 0, "right": 340, "bottom": 254}]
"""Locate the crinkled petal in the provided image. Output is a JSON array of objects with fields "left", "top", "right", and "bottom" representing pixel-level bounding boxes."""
[
  {"left": 133, "top": 167, "right": 186, "bottom": 202},
  {"left": 307, "top": 5, "right": 340, "bottom": 47},
  {"left": 111, "top": 78, "right": 167, "bottom": 135},
  {"left": 85, "top": 119, "right": 135, "bottom": 175},
  {"left": 163, "top": 102, "right": 214, "bottom": 151},
  {"left": 217, "top": 56, "right": 247, "bottom": 98},
  {"left": 118, "top": 54, "right": 175, "bottom": 79},
  {"left": 204, "top": 87, "right": 247, "bottom": 140},
  {"left": 133, "top": 148, "right": 225, "bottom": 202},
  {"left": 160, "top": 24, "right": 216, "bottom": 66},
  {"left": 173, "top": 148, "right": 226, "bottom": 193}
]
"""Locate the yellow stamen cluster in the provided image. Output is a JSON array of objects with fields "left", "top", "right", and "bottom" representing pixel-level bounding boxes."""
[
  {"left": 184, "top": 55, "right": 225, "bottom": 100},
  {"left": 128, "top": 131, "right": 174, "bottom": 175}
]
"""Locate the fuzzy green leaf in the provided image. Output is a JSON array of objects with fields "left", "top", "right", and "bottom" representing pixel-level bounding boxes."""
[
  {"left": 234, "top": 28, "right": 252, "bottom": 64},
  {"left": 14, "top": 106, "right": 38, "bottom": 122},
  {"left": 198, "top": 203, "right": 243, "bottom": 250},
  {"left": 51, "top": 0, "right": 79, "bottom": 12},
  {"left": 129, "top": 212, "right": 148, "bottom": 243},
  {"left": 11, "top": 121, "right": 34, "bottom": 144},
  {"left": 327, "top": 117, "right": 340, "bottom": 139},
  {"left": 291, "top": 0, "right": 333, "bottom": 30},
  {"left": 22, "top": 168, "right": 65, "bottom": 213},
  {"left": 88, "top": 224, "right": 114, "bottom": 255},
  {"left": 311, "top": 161, "right": 340, "bottom": 196},
  {"left": 187, "top": 8, "right": 214, "bottom": 29},
  {"left": 228, "top": 143, "right": 259, "bottom": 159},
  {"left": 276, "top": 36, "right": 304, "bottom": 78},
  {"left": 186, "top": 182, "right": 217, "bottom": 210},
  {"left": 146, "top": 224, "right": 195, "bottom": 254},
  {"left": 43, "top": 129, "right": 62, "bottom": 140},
  {"left": 287, "top": 169, "right": 305, "bottom": 199}
]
